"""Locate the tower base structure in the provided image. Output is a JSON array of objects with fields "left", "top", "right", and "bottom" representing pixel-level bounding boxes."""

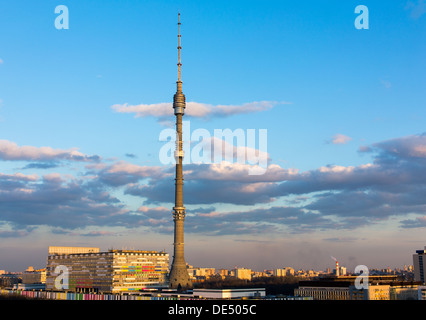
[
  {"left": 168, "top": 264, "right": 192, "bottom": 291},
  {"left": 169, "top": 211, "right": 192, "bottom": 291}
]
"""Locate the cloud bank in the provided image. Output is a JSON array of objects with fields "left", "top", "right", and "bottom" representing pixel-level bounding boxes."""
[
  {"left": 1, "top": 133, "right": 426, "bottom": 237},
  {"left": 0, "top": 140, "right": 100, "bottom": 162}
]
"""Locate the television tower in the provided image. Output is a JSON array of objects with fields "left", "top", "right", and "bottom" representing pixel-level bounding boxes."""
[{"left": 168, "top": 13, "right": 192, "bottom": 290}]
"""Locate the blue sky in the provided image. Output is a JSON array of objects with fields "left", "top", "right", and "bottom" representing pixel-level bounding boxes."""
[{"left": 0, "top": 0, "right": 425, "bottom": 272}]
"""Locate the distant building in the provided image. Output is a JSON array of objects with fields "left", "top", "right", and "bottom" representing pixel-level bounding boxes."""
[
  {"left": 234, "top": 268, "right": 252, "bottom": 281},
  {"left": 22, "top": 268, "right": 46, "bottom": 284},
  {"left": 263, "top": 270, "right": 274, "bottom": 277},
  {"left": 252, "top": 271, "right": 268, "bottom": 278},
  {"left": 187, "top": 267, "right": 216, "bottom": 281},
  {"left": 413, "top": 246, "right": 426, "bottom": 283},
  {"left": 274, "top": 267, "right": 294, "bottom": 277},
  {"left": 217, "top": 269, "right": 229, "bottom": 279},
  {"left": 0, "top": 274, "right": 21, "bottom": 288},
  {"left": 351, "top": 282, "right": 420, "bottom": 300},
  {"left": 193, "top": 267, "right": 215, "bottom": 278},
  {"left": 295, "top": 275, "right": 420, "bottom": 300},
  {"left": 46, "top": 247, "right": 169, "bottom": 293}
]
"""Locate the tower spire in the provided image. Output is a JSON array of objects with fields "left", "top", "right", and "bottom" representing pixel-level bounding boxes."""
[
  {"left": 177, "top": 12, "right": 182, "bottom": 85},
  {"left": 173, "top": 12, "right": 185, "bottom": 115}
]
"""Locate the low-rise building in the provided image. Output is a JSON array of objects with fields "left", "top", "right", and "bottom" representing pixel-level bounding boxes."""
[
  {"left": 418, "top": 285, "right": 426, "bottom": 300},
  {"left": 192, "top": 288, "right": 265, "bottom": 299},
  {"left": 22, "top": 268, "right": 46, "bottom": 285},
  {"left": 295, "top": 279, "right": 351, "bottom": 300},
  {"left": 0, "top": 274, "right": 21, "bottom": 288},
  {"left": 350, "top": 284, "right": 390, "bottom": 300},
  {"left": 296, "top": 275, "right": 422, "bottom": 300}
]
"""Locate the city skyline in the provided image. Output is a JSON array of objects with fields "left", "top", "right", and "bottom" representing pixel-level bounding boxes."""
[
  {"left": 1, "top": 1, "right": 426, "bottom": 273},
  {"left": 0, "top": 244, "right": 416, "bottom": 276}
]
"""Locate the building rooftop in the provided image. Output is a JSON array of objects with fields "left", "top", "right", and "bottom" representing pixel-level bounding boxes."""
[
  {"left": 108, "top": 249, "right": 167, "bottom": 254},
  {"left": 47, "top": 247, "right": 168, "bottom": 256},
  {"left": 48, "top": 246, "right": 100, "bottom": 255}
]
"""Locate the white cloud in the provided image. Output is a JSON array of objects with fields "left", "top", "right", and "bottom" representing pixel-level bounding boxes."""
[
  {"left": 0, "top": 172, "right": 39, "bottom": 181},
  {"left": 188, "top": 136, "right": 270, "bottom": 166},
  {"left": 102, "top": 161, "right": 168, "bottom": 180},
  {"left": 331, "top": 134, "right": 352, "bottom": 145},
  {"left": 111, "top": 100, "right": 289, "bottom": 121},
  {"left": 137, "top": 206, "right": 169, "bottom": 213},
  {"left": 87, "top": 160, "right": 170, "bottom": 186},
  {"left": 42, "top": 172, "right": 64, "bottom": 183},
  {"left": 186, "top": 161, "right": 297, "bottom": 183},
  {"left": 318, "top": 165, "right": 355, "bottom": 173},
  {"left": 363, "top": 133, "right": 426, "bottom": 158},
  {"left": 111, "top": 102, "right": 171, "bottom": 118},
  {"left": 0, "top": 140, "right": 100, "bottom": 162}
]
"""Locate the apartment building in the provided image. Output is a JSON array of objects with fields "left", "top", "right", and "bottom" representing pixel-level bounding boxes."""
[{"left": 46, "top": 246, "right": 169, "bottom": 293}]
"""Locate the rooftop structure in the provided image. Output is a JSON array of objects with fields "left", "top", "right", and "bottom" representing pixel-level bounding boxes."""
[{"left": 48, "top": 246, "right": 99, "bottom": 255}]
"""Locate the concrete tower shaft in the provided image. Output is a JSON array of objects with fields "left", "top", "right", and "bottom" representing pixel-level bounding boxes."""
[{"left": 169, "top": 12, "right": 192, "bottom": 291}]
